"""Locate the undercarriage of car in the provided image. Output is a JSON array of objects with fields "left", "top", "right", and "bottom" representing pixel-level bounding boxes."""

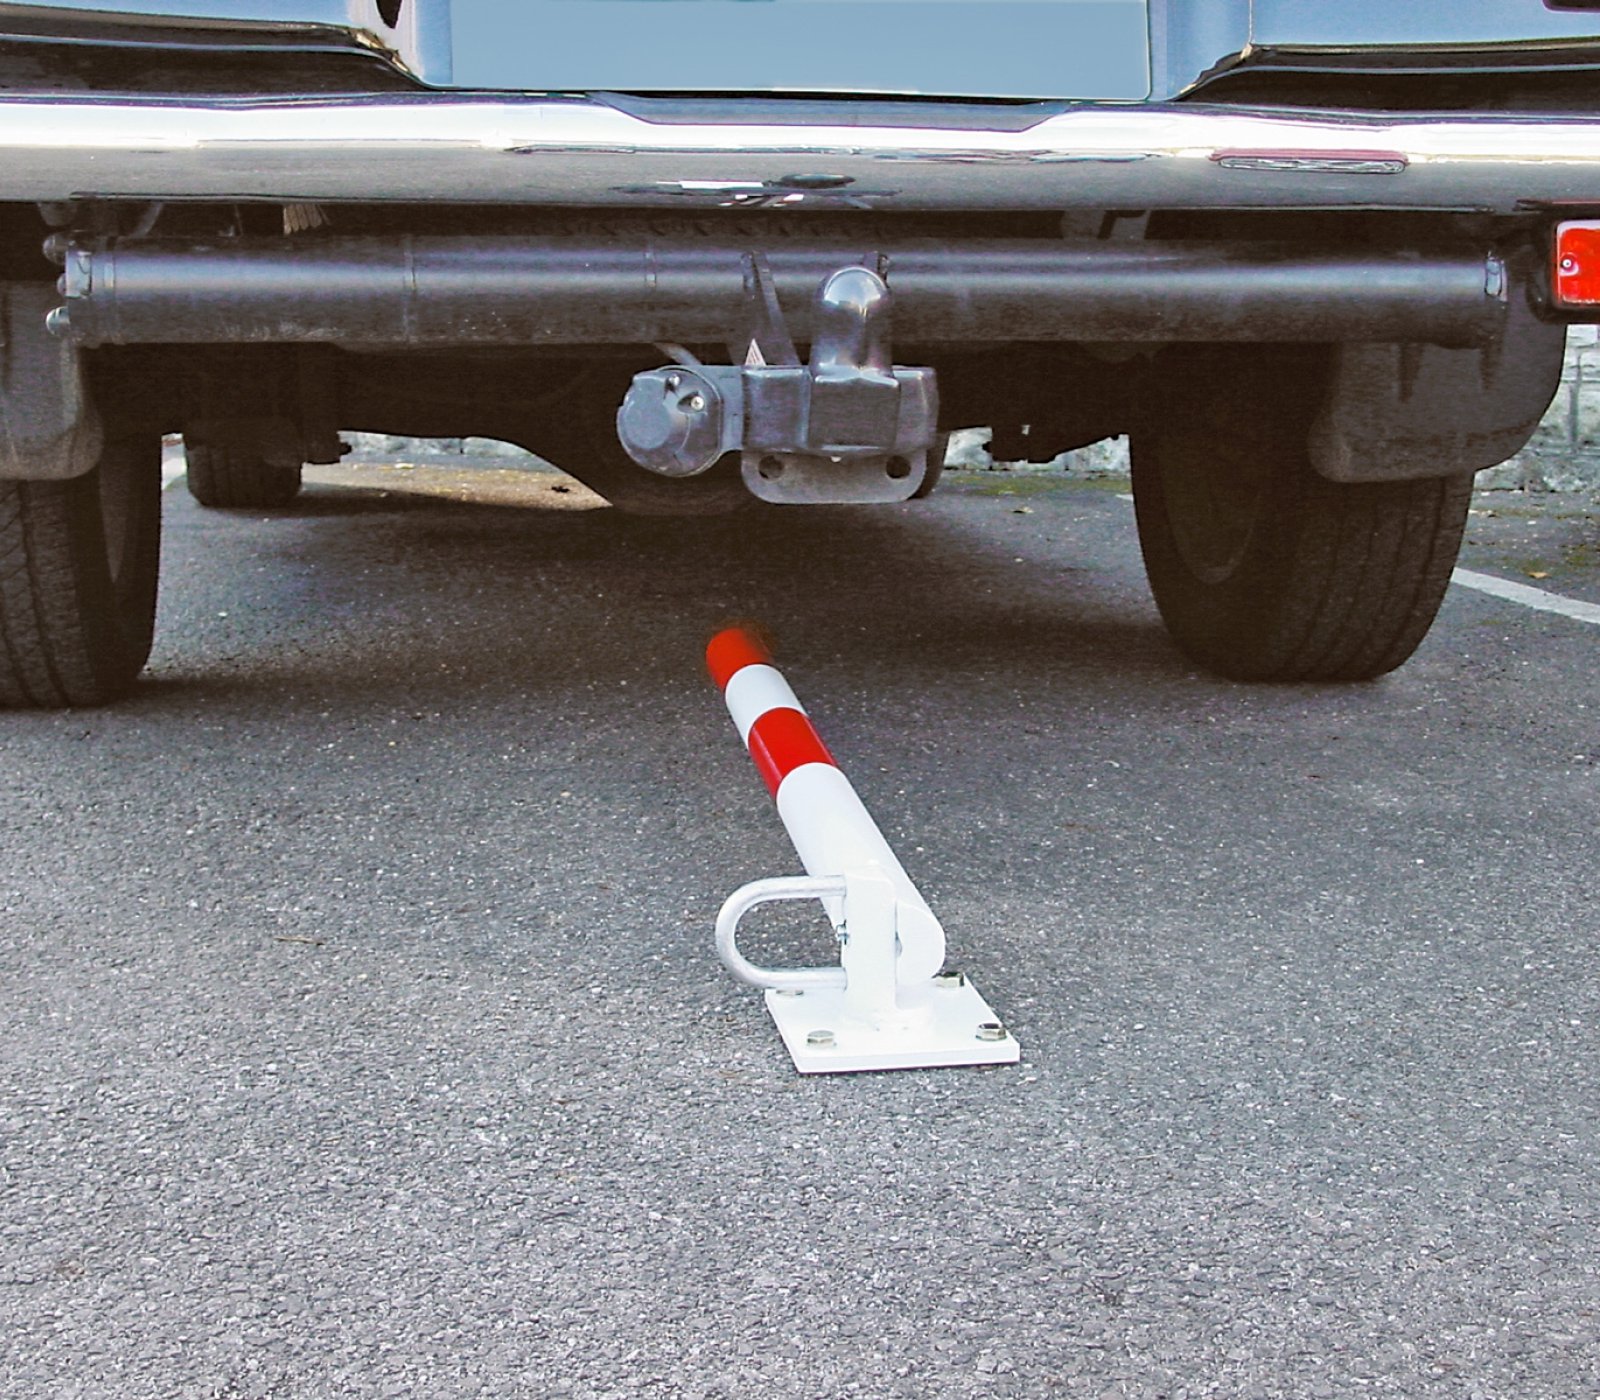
[{"left": 4, "top": 0, "right": 1600, "bottom": 703}]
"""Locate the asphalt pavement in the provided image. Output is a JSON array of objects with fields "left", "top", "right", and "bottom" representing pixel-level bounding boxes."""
[{"left": 2, "top": 456, "right": 1598, "bottom": 1398}]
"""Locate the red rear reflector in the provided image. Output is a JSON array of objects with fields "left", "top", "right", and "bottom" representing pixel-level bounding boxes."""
[{"left": 1554, "top": 221, "right": 1600, "bottom": 306}]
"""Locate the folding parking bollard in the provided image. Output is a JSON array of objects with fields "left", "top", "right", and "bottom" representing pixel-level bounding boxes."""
[{"left": 707, "top": 625, "right": 1020, "bottom": 1074}]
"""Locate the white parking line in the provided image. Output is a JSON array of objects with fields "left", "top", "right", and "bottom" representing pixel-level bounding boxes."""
[{"left": 1450, "top": 567, "right": 1600, "bottom": 627}]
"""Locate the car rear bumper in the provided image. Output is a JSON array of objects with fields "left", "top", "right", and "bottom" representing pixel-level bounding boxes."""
[{"left": 6, "top": 93, "right": 1600, "bottom": 213}]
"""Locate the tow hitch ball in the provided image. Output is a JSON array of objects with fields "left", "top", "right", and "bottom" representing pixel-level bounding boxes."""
[{"left": 615, "top": 254, "right": 939, "bottom": 504}]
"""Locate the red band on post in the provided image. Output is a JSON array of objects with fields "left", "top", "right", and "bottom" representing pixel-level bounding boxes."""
[
  {"left": 746, "top": 707, "right": 836, "bottom": 798},
  {"left": 706, "top": 626, "right": 774, "bottom": 691}
]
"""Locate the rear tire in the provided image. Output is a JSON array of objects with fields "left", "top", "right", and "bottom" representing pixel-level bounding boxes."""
[
  {"left": 1131, "top": 347, "right": 1472, "bottom": 682},
  {"left": 186, "top": 444, "right": 302, "bottom": 509},
  {"left": 0, "top": 435, "right": 162, "bottom": 708}
]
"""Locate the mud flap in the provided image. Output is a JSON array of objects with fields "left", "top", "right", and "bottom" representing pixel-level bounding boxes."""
[
  {"left": 1310, "top": 262, "right": 1564, "bottom": 483},
  {"left": 0, "top": 283, "right": 102, "bottom": 481}
]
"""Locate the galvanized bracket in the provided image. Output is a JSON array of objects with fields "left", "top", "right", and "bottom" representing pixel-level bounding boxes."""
[{"left": 615, "top": 252, "right": 938, "bottom": 502}]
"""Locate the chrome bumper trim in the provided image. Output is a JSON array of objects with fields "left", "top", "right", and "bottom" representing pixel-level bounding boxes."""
[{"left": 3, "top": 94, "right": 1600, "bottom": 211}]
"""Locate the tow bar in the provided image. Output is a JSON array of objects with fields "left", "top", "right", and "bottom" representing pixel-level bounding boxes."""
[
  {"left": 707, "top": 626, "right": 1020, "bottom": 1074},
  {"left": 617, "top": 253, "right": 940, "bottom": 504}
]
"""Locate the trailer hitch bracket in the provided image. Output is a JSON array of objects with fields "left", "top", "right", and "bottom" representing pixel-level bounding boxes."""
[{"left": 616, "top": 253, "right": 939, "bottom": 503}]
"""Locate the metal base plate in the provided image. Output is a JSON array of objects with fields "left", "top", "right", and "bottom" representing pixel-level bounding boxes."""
[
  {"left": 764, "top": 976, "right": 1020, "bottom": 1074},
  {"left": 741, "top": 449, "right": 928, "bottom": 504}
]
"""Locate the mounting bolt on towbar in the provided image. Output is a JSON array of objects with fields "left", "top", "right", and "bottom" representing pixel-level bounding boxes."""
[{"left": 706, "top": 625, "right": 1019, "bottom": 1074}]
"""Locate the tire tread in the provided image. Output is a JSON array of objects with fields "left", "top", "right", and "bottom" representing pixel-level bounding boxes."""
[
  {"left": 1132, "top": 348, "right": 1473, "bottom": 684},
  {"left": 0, "top": 440, "right": 162, "bottom": 709},
  {"left": 186, "top": 445, "right": 302, "bottom": 509}
]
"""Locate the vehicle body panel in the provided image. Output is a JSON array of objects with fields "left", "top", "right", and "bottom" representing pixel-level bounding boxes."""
[
  {"left": 1249, "top": 0, "right": 1600, "bottom": 51},
  {"left": 7, "top": 0, "right": 1600, "bottom": 99},
  {"left": 446, "top": 0, "right": 1151, "bottom": 100}
]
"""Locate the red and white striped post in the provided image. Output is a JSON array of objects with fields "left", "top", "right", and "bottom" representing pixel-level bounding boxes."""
[{"left": 706, "top": 625, "right": 1019, "bottom": 1074}]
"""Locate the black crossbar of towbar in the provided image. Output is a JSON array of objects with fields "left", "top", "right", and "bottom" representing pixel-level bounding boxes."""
[{"left": 54, "top": 236, "right": 1507, "bottom": 349}]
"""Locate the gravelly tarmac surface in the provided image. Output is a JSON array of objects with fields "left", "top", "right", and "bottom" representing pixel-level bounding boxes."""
[{"left": 3, "top": 458, "right": 1598, "bottom": 1399}]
